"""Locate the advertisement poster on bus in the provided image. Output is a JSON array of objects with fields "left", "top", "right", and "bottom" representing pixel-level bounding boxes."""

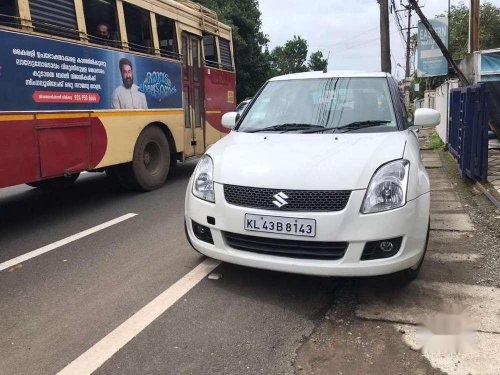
[
  {"left": 0, "top": 29, "right": 182, "bottom": 111},
  {"left": 417, "top": 16, "right": 448, "bottom": 77}
]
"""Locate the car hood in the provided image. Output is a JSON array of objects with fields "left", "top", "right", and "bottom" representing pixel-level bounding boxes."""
[{"left": 208, "top": 131, "right": 408, "bottom": 190}]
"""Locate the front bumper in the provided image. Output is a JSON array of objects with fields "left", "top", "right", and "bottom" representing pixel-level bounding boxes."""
[{"left": 185, "top": 182, "right": 430, "bottom": 277}]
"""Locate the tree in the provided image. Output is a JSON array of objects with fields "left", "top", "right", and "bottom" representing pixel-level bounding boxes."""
[
  {"left": 447, "top": 3, "right": 469, "bottom": 60},
  {"left": 308, "top": 51, "right": 328, "bottom": 71},
  {"left": 410, "top": 2, "right": 500, "bottom": 98},
  {"left": 446, "top": 1, "right": 500, "bottom": 60},
  {"left": 270, "top": 36, "right": 309, "bottom": 75},
  {"left": 195, "top": 0, "right": 271, "bottom": 101}
]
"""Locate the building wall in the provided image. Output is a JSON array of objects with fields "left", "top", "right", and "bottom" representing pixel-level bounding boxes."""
[
  {"left": 434, "top": 80, "right": 459, "bottom": 142},
  {"left": 424, "top": 90, "right": 436, "bottom": 109},
  {"left": 414, "top": 98, "right": 424, "bottom": 109}
]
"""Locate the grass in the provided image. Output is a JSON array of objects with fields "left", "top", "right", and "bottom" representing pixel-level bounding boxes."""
[{"left": 428, "top": 131, "right": 445, "bottom": 150}]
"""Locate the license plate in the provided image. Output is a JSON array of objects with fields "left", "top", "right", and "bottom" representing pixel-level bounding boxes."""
[{"left": 244, "top": 214, "right": 316, "bottom": 237}]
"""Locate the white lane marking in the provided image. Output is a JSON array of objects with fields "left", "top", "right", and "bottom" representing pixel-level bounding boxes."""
[
  {"left": 0, "top": 213, "right": 138, "bottom": 272},
  {"left": 57, "top": 258, "right": 220, "bottom": 375}
]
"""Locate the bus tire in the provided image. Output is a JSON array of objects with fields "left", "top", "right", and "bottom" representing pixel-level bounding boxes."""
[
  {"left": 26, "top": 173, "right": 80, "bottom": 190},
  {"left": 117, "top": 126, "right": 171, "bottom": 191}
]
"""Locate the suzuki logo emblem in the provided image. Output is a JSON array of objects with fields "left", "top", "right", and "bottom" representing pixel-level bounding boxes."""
[{"left": 273, "top": 192, "right": 289, "bottom": 208}]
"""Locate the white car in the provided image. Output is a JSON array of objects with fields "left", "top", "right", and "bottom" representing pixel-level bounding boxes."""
[{"left": 185, "top": 71, "right": 440, "bottom": 283}]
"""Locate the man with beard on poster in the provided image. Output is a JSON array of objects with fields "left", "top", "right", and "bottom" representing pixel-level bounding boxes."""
[{"left": 112, "top": 58, "right": 148, "bottom": 109}]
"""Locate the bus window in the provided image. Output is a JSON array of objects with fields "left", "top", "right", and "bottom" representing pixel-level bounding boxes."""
[
  {"left": 203, "top": 34, "right": 218, "bottom": 68},
  {"left": 194, "top": 87, "right": 201, "bottom": 128},
  {"left": 183, "top": 86, "right": 191, "bottom": 128},
  {"left": 28, "top": 0, "right": 79, "bottom": 39},
  {"left": 0, "top": 0, "right": 18, "bottom": 28},
  {"left": 182, "top": 34, "right": 188, "bottom": 80},
  {"left": 156, "top": 14, "right": 178, "bottom": 58},
  {"left": 219, "top": 37, "right": 233, "bottom": 71},
  {"left": 83, "top": 0, "right": 120, "bottom": 48},
  {"left": 123, "top": 2, "right": 153, "bottom": 54},
  {"left": 192, "top": 37, "right": 200, "bottom": 82}
]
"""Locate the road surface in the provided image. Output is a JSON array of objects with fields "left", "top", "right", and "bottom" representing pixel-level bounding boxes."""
[{"left": 0, "top": 151, "right": 499, "bottom": 375}]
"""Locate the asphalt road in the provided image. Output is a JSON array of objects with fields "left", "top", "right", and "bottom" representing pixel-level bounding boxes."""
[
  {"left": 0, "top": 163, "right": 339, "bottom": 375},
  {"left": 1, "top": 151, "right": 498, "bottom": 375}
]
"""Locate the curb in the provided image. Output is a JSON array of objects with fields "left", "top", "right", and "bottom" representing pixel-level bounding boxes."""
[{"left": 474, "top": 182, "right": 500, "bottom": 210}]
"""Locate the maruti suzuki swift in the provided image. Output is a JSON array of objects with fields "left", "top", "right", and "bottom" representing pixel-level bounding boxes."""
[{"left": 185, "top": 71, "right": 440, "bottom": 283}]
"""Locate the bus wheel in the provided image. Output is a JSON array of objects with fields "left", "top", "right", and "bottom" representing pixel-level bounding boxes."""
[
  {"left": 26, "top": 173, "right": 80, "bottom": 190},
  {"left": 115, "top": 126, "right": 170, "bottom": 191}
]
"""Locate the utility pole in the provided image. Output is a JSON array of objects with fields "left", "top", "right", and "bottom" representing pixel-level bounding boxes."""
[
  {"left": 396, "top": 1, "right": 415, "bottom": 107},
  {"left": 469, "top": 0, "right": 480, "bottom": 52},
  {"left": 405, "top": 6, "right": 412, "bottom": 79},
  {"left": 408, "top": 0, "right": 470, "bottom": 86},
  {"left": 403, "top": 5, "right": 412, "bottom": 108},
  {"left": 378, "top": 0, "right": 391, "bottom": 73}
]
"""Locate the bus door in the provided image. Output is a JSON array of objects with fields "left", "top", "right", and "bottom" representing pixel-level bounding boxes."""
[{"left": 181, "top": 32, "right": 205, "bottom": 157}]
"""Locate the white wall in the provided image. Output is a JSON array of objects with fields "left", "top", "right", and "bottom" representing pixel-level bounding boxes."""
[
  {"left": 424, "top": 90, "right": 436, "bottom": 109},
  {"left": 414, "top": 98, "right": 424, "bottom": 109},
  {"left": 433, "top": 80, "right": 459, "bottom": 143}
]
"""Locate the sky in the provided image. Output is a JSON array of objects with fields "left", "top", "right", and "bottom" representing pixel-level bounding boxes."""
[{"left": 258, "top": 0, "right": 500, "bottom": 79}]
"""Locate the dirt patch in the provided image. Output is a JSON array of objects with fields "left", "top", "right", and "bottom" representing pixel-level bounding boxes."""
[{"left": 294, "top": 281, "right": 441, "bottom": 375}]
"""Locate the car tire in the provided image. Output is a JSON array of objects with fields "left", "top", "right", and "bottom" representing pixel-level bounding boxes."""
[
  {"left": 26, "top": 173, "right": 80, "bottom": 190},
  {"left": 391, "top": 221, "right": 430, "bottom": 285},
  {"left": 111, "top": 126, "right": 171, "bottom": 191}
]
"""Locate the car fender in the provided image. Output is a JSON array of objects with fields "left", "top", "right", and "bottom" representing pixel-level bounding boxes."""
[{"left": 404, "top": 129, "right": 430, "bottom": 201}]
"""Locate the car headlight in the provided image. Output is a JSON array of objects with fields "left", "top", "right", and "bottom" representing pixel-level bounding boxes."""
[
  {"left": 361, "top": 159, "right": 410, "bottom": 214},
  {"left": 192, "top": 155, "right": 215, "bottom": 202}
]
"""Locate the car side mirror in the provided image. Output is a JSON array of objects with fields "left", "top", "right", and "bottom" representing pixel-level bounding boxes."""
[
  {"left": 221, "top": 111, "right": 238, "bottom": 129},
  {"left": 414, "top": 108, "right": 440, "bottom": 128}
]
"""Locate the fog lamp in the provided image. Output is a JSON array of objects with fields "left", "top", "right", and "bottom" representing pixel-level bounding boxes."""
[{"left": 380, "top": 241, "right": 395, "bottom": 252}]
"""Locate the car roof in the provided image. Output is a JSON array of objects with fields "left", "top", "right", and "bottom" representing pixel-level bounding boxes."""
[{"left": 269, "top": 71, "right": 390, "bottom": 81}]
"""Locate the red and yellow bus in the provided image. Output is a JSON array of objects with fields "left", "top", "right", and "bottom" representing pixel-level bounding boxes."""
[{"left": 0, "top": 0, "right": 236, "bottom": 191}]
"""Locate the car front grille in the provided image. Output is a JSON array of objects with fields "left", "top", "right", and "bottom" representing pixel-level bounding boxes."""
[
  {"left": 224, "top": 232, "right": 348, "bottom": 260},
  {"left": 223, "top": 185, "right": 351, "bottom": 212}
]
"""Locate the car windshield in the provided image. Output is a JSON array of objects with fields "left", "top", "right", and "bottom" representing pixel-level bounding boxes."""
[{"left": 237, "top": 77, "right": 398, "bottom": 132}]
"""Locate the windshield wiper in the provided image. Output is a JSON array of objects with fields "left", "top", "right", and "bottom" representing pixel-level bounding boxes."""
[
  {"left": 336, "top": 120, "right": 391, "bottom": 133},
  {"left": 301, "top": 120, "right": 391, "bottom": 134},
  {"left": 301, "top": 127, "right": 337, "bottom": 134},
  {"left": 245, "top": 123, "right": 325, "bottom": 133}
]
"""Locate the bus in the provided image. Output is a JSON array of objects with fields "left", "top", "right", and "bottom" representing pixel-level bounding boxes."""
[{"left": 0, "top": 0, "right": 236, "bottom": 191}]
